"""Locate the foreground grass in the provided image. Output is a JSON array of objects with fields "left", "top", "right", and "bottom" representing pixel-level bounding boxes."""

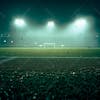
[
  {"left": 0, "top": 47, "right": 100, "bottom": 57},
  {"left": 0, "top": 71, "right": 99, "bottom": 100},
  {"left": 0, "top": 57, "right": 100, "bottom": 100},
  {"left": 0, "top": 55, "right": 100, "bottom": 99}
]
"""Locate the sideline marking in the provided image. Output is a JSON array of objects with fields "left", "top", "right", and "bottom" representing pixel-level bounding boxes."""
[
  {"left": 0, "top": 57, "right": 17, "bottom": 64},
  {"left": 4, "top": 56, "right": 100, "bottom": 59}
]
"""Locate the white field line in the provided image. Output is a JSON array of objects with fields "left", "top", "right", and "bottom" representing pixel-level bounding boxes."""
[
  {"left": 0, "top": 56, "right": 100, "bottom": 59},
  {"left": 0, "top": 57, "right": 17, "bottom": 64},
  {"left": 3, "top": 56, "right": 100, "bottom": 59}
]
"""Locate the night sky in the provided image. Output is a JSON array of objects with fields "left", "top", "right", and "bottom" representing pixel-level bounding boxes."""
[{"left": 0, "top": 0, "right": 100, "bottom": 33}]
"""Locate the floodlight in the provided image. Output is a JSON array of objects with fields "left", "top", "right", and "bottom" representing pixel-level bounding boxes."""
[
  {"left": 47, "top": 21, "right": 55, "bottom": 28},
  {"left": 14, "top": 18, "right": 26, "bottom": 27},
  {"left": 74, "top": 18, "right": 87, "bottom": 27},
  {"left": 70, "top": 18, "right": 89, "bottom": 34}
]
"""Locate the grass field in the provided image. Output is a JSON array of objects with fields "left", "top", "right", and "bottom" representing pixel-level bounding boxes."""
[
  {"left": 0, "top": 47, "right": 100, "bottom": 99},
  {"left": 0, "top": 47, "right": 100, "bottom": 57}
]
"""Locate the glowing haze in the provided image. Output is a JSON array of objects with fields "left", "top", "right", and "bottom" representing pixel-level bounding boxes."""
[{"left": 12, "top": 17, "right": 98, "bottom": 47}]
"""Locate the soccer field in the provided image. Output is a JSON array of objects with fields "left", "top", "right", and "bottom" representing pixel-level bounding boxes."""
[
  {"left": 0, "top": 48, "right": 100, "bottom": 99},
  {"left": 0, "top": 47, "right": 100, "bottom": 57},
  {"left": 0, "top": 47, "right": 100, "bottom": 73},
  {"left": 0, "top": 57, "right": 100, "bottom": 99}
]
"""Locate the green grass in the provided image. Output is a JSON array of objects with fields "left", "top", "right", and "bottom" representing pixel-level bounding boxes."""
[
  {"left": 0, "top": 47, "right": 100, "bottom": 99},
  {"left": 0, "top": 47, "right": 100, "bottom": 57}
]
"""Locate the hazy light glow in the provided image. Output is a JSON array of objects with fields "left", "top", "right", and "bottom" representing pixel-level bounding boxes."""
[
  {"left": 47, "top": 21, "right": 55, "bottom": 28},
  {"left": 68, "top": 18, "right": 89, "bottom": 34},
  {"left": 4, "top": 40, "right": 7, "bottom": 43},
  {"left": 39, "top": 45, "right": 43, "bottom": 47},
  {"left": 14, "top": 18, "right": 26, "bottom": 27},
  {"left": 74, "top": 18, "right": 87, "bottom": 27},
  {"left": 13, "top": 17, "right": 97, "bottom": 47},
  {"left": 61, "top": 44, "right": 64, "bottom": 47},
  {"left": 11, "top": 40, "right": 14, "bottom": 43}
]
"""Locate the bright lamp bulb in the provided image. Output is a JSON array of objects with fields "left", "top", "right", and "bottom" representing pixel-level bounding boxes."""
[
  {"left": 74, "top": 19, "right": 87, "bottom": 27},
  {"left": 14, "top": 18, "right": 26, "bottom": 27},
  {"left": 47, "top": 21, "right": 55, "bottom": 27}
]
